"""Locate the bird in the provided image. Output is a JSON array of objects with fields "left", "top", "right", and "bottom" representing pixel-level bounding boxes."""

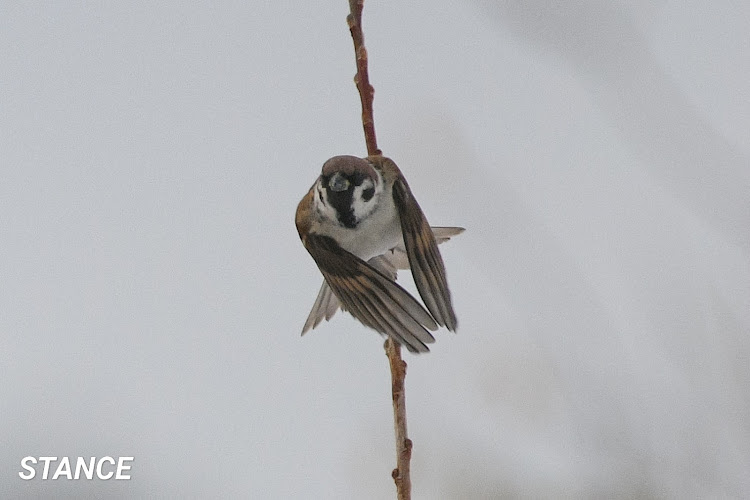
[{"left": 295, "top": 154, "right": 462, "bottom": 353}]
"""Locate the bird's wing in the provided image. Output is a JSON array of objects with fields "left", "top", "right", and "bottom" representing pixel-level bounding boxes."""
[
  {"left": 301, "top": 233, "right": 437, "bottom": 353},
  {"left": 392, "top": 178, "right": 459, "bottom": 330},
  {"left": 301, "top": 226, "right": 463, "bottom": 335}
]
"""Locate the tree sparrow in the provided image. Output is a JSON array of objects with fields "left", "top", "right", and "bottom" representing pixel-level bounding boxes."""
[{"left": 295, "top": 155, "right": 462, "bottom": 353}]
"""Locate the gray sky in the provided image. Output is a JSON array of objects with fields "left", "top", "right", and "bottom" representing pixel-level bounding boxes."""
[{"left": 2, "top": 1, "right": 749, "bottom": 498}]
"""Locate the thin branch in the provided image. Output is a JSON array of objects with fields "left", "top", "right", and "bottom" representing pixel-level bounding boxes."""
[
  {"left": 347, "top": 0, "right": 380, "bottom": 156},
  {"left": 385, "top": 338, "right": 412, "bottom": 500},
  {"left": 346, "top": 2, "right": 411, "bottom": 499}
]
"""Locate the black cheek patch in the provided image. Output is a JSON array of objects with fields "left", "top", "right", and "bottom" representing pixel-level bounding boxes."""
[{"left": 362, "top": 187, "right": 375, "bottom": 202}]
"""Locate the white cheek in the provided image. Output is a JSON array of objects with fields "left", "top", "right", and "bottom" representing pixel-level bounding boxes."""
[
  {"left": 315, "top": 184, "right": 338, "bottom": 221},
  {"left": 351, "top": 179, "right": 381, "bottom": 221}
]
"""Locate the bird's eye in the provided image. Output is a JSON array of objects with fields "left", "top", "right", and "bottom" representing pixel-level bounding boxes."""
[
  {"left": 329, "top": 174, "right": 350, "bottom": 192},
  {"left": 362, "top": 187, "right": 375, "bottom": 201}
]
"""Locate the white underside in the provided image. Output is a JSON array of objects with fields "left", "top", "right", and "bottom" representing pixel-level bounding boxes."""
[{"left": 313, "top": 194, "right": 403, "bottom": 260}]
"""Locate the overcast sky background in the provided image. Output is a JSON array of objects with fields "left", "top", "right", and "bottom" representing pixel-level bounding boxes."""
[{"left": 1, "top": 1, "right": 748, "bottom": 498}]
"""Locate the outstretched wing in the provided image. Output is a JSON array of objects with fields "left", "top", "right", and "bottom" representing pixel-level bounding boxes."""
[
  {"left": 301, "top": 226, "right": 464, "bottom": 336},
  {"left": 392, "top": 178, "right": 458, "bottom": 330},
  {"left": 302, "top": 233, "right": 437, "bottom": 353}
]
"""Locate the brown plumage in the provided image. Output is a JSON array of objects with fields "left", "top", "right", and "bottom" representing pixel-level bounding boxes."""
[{"left": 296, "top": 154, "right": 462, "bottom": 353}]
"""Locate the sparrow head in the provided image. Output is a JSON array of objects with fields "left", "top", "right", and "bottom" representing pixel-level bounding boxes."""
[{"left": 314, "top": 155, "right": 382, "bottom": 229}]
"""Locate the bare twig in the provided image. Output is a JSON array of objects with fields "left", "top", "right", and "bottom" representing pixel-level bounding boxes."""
[
  {"left": 347, "top": 0, "right": 380, "bottom": 156},
  {"left": 385, "top": 338, "right": 412, "bottom": 500},
  {"left": 346, "top": 1, "right": 411, "bottom": 499}
]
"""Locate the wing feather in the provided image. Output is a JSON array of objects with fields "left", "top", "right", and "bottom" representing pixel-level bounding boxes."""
[
  {"left": 393, "top": 179, "right": 458, "bottom": 330},
  {"left": 301, "top": 226, "right": 462, "bottom": 335},
  {"left": 301, "top": 280, "right": 341, "bottom": 334},
  {"left": 303, "top": 233, "right": 436, "bottom": 352}
]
